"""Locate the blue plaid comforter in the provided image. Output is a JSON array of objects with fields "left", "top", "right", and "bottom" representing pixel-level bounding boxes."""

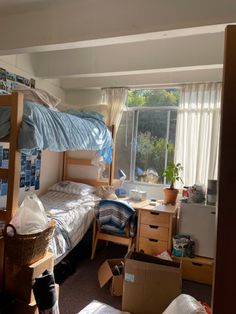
[{"left": 95, "top": 199, "right": 137, "bottom": 237}]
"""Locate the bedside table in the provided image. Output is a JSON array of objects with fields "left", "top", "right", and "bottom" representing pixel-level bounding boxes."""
[{"left": 135, "top": 201, "right": 178, "bottom": 255}]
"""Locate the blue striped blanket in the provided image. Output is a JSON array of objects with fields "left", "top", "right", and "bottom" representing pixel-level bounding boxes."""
[{"left": 95, "top": 199, "right": 137, "bottom": 237}]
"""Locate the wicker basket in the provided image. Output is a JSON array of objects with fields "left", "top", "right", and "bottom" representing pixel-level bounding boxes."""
[{"left": 3, "top": 220, "right": 56, "bottom": 266}]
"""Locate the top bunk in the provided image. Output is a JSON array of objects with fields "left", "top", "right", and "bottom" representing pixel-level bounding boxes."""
[{"left": 0, "top": 92, "right": 113, "bottom": 163}]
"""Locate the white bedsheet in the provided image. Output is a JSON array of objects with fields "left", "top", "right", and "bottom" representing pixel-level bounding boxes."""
[{"left": 40, "top": 191, "right": 97, "bottom": 264}]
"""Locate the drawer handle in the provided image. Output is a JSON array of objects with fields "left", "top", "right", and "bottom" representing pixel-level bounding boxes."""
[
  {"left": 148, "top": 238, "right": 158, "bottom": 242},
  {"left": 150, "top": 212, "right": 160, "bottom": 216},
  {"left": 149, "top": 225, "right": 159, "bottom": 229},
  {"left": 211, "top": 211, "right": 216, "bottom": 215},
  {"left": 192, "top": 262, "right": 203, "bottom": 267}
]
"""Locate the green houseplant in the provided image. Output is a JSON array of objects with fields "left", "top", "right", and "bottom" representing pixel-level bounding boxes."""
[{"left": 163, "top": 161, "right": 183, "bottom": 204}]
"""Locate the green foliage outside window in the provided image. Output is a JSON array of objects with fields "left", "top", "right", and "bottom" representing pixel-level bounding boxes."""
[{"left": 129, "top": 89, "right": 179, "bottom": 184}]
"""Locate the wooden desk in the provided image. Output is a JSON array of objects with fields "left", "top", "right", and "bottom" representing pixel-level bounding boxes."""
[{"left": 131, "top": 200, "right": 178, "bottom": 255}]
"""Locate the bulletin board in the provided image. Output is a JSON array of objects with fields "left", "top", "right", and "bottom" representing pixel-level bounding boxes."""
[{"left": 0, "top": 146, "right": 41, "bottom": 196}]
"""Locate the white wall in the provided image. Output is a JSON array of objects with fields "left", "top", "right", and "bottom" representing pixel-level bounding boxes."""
[
  {"left": 65, "top": 89, "right": 102, "bottom": 108},
  {"left": 0, "top": 54, "right": 65, "bottom": 207},
  {"left": 0, "top": 54, "right": 65, "bottom": 101}
]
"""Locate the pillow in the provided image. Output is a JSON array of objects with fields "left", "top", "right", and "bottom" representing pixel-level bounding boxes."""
[
  {"left": 162, "top": 294, "right": 208, "bottom": 314},
  {"left": 12, "top": 86, "right": 61, "bottom": 108},
  {"left": 49, "top": 181, "right": 96, "bottom": 196}
]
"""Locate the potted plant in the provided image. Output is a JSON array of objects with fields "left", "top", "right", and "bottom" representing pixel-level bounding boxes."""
[{"left": 163, "top": 161, "right": 183, "bottom": 204}]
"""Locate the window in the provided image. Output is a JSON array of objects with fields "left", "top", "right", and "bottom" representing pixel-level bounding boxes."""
[{"left": 115, "top": 89, "right": 179, "bottom": 185}]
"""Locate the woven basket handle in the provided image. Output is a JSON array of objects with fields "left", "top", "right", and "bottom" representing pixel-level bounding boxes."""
[{"left": 3, "top": 224, "right": 17, "bottom": 238}]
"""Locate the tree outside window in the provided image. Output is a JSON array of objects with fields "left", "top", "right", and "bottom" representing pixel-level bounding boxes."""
[{"left": 115, "top": 88, "right": 179, "bottom": 185}]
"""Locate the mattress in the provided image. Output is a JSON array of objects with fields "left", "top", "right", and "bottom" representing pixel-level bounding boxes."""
[{"left": 40, "top": 190, "right": 96, "bottom": 264}]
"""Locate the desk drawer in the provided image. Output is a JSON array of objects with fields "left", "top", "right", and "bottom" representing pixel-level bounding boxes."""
[
  {"left": 139, "top": 237, "right": 168, "bottom": 255},
  {"left": 140, "top": 224, "right": 169, "bottom": 241},
  {"left": 173, "top": 256, "right": 214, "bottom": 285},
  {"left": 140, "top": 210, "right": 170, "bottom": 227}
]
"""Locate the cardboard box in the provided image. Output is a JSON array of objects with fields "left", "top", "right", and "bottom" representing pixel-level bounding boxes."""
[
  {"left": 5, "top": 252, "right": 54, "bottom": 303},
  {"left": 122, "top": 252, "right": 182, "bottom": 314},
  {"left": 98, "top": 259, "right": 124, "bottom": 296}
]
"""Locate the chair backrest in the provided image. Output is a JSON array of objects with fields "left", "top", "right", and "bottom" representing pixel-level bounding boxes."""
[{"left": 95, "top": 200, "right": 136, "bottom": 237}]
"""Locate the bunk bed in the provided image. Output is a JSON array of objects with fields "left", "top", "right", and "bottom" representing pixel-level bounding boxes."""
[{"left": 0, "top": 92, "right": 116, "bottom": 265}]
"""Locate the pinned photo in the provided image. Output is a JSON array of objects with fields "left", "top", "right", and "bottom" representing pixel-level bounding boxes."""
[
  {"left": 0, "top": 68, "right": 6, "bottom": 81},
  {"left": 25, "top": 181, "right": 30, "bottom": 192},
  {"left": 0, "top": 146, "right": 3, "bottom": 168},
  {"left": 6, "top": 71, "right": 16, "bottom": 82},
  {"left": 31, "top": 176, "right": 35, "bottom": 187},
  {"left": 0, "top": 180, "right": 8, "bottom": 196},
  {"left": 16, "top": 75, "right": 25, "bottom": 85},
  {"left": 20, "top": 175, "right": 25, "bottom": 188},
  {"left": 30, "top": 78, "right": 36, "bottom": 89},
  {"left": 35, "top": 177, "right": 40, "bottom": 190}
]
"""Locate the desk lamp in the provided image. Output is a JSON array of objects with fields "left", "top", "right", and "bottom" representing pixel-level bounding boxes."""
[{"left": 115, "top": 169, "right": 128, "bottom": 197}]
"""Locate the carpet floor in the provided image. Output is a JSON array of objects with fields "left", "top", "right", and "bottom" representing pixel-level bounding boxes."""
[{"left": 56, "top": 240, "right": 212, "bottom": 314}]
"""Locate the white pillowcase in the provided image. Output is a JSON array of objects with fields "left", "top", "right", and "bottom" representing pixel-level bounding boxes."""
[
  {"left": 13, "top": 86, "right": 61, "bottom": 109},
  {"left": 49, "top": 181, "right": 96, "bottom": 196}
]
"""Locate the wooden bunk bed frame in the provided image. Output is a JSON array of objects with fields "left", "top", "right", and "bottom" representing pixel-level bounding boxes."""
[
  {"left": 0, "top": 91, "right": 117, "bottom": 291},
  {"left": 62, "top": 125, "right": 117, "bottom": 187},
  {"left": 0, "top": 91, "right": 116, "bottom": 224}
]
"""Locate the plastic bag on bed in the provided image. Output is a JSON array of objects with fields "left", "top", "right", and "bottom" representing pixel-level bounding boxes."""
[{"left": 10, "top": 193, "right": 48, "bottom": 234}]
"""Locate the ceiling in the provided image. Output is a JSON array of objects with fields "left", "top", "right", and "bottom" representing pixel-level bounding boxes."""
[{"left": 0, "top": 0, "right": 236, "bottom": 91}]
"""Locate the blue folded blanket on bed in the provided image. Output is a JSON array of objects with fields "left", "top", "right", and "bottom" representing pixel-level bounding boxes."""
[
  {"left": 95, "top": 199, "right": 137, "bottom": 237},
  {"left": 0, "top": 101, "right": 113, "bottom": 163}
]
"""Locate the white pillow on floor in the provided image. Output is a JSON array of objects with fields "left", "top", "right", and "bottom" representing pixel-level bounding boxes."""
[
  {"left": 78, "top": 300, "right": 130, "bottom": 314},
  {"left": 162, "top": 294, "right": 208, "bottom": 314}
]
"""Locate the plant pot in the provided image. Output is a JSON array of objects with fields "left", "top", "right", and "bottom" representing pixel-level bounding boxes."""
[{"left": 163, "top": 188, "right": 179, "bottom": 205}]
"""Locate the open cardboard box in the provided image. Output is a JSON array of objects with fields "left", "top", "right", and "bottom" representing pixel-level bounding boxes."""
[
  {"left": 98, "top": 259, "right": 124, "bottom": 296},
  {"left": 122, "top": 251, "right": 182, "bottom": 314}
]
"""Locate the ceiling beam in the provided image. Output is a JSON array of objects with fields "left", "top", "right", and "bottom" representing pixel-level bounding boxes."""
[
  {"left": 0, "top": 0, "right": 235, "bottom": 54},
  {"left": 62, "top": 67, "right": 223, "bottom": 89},
  {"left": 33, "top": 33, "right": 224, "bottom": 78}
]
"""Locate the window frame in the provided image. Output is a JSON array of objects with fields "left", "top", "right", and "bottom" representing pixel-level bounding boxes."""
[{"left": 121, "top": 105, "right": 179, "bottom": 186}]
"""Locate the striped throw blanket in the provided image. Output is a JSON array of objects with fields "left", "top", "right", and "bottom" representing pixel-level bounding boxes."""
[{"left": 95, "top": 199, "right": 137, "bottom": 237}]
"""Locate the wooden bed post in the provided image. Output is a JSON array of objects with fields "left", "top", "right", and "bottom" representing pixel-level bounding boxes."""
[
  {"left": 6, "top": 92, "right": 24, "bottom": 222},
  {"left": 62, "top": 151, "right": 67, "bottom": 181},
  {"left": 0, "top": 92, "right": 24, "bottom": 223}
]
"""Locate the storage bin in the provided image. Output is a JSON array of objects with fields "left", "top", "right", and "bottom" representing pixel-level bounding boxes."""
[{"left": 3, "top": 220, "right": 56, "bottom": 266}]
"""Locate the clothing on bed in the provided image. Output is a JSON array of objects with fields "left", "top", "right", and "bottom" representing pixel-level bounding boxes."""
[
  {"left": 0, "top": 101, "right": 112, "bottom": 163},
  {"left": 95, "top": 199, "right": 136, "bottom": 237}
]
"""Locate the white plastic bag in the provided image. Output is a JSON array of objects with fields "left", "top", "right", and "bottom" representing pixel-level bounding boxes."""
[{"left": 10, "top": 193, "right": 48, "bottom": 234}]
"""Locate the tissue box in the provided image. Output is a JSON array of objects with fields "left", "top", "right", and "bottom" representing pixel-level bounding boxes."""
[{"left": 129, "top": 190, "right": 147, "bottom": 201}]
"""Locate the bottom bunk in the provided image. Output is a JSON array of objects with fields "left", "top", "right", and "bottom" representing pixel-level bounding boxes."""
[{"left": 39, "top": 181, "right": 99, "bottom": 265}]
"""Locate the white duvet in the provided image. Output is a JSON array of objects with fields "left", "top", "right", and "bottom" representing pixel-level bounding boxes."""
[{"left": 40, "top": 191, "right": 97, "bottom": 264}]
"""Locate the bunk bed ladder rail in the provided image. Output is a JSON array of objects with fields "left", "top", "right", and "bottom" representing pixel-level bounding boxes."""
[{"left": 0, "top": 92, "right": 24, "bottom": 223}]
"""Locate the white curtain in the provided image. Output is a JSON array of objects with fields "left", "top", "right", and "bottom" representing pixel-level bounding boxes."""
[
  {"left": 101, "top": 87, "right": 128, "bottom": 129},
  {"left": 175, "top": 83, "right": 222, "bottom": 188}
]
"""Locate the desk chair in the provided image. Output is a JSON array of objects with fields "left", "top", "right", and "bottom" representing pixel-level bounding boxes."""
[{"left": 91, "top": 200, "right": 136, "bottom": 260}]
